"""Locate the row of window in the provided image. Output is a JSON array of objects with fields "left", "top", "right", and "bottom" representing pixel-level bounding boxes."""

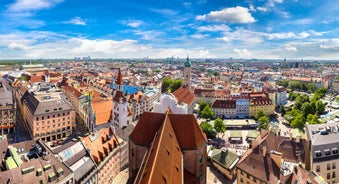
[
  {"left": 35, "top": 112, "right": 71, "bottom": 121},
  {"left": 315, "top": 148, "right": 339, "bottom": 157},
  {"left": 316, "top": 163, "right": 336, "bottom": 172}
]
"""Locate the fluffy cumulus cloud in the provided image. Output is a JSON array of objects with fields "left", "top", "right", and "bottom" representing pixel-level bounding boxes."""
[
  {"left": 7, "top": 0, "right": 63, "bottom": 12},
  {"left": 63, "top": 17, "right": 86, "bottom": 25},
  {"left": 196, "top": 6, "right": 256, "bottom": 23}
]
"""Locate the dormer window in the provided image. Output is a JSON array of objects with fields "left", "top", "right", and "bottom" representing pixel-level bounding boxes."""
[
  {"left": 332, "top": 148, "right": 338, "bottom": 154},
  {"left": 325, "top": 149, "right": 331, "bottom": 156},
  {"left": 315, "top": 150, "right": 321, "bottom": 157}
]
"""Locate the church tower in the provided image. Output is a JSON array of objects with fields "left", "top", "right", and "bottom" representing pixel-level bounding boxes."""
[
  {"left": 112, "top": 69, "right": 131, "bottom": 129},
  {"left": 184, "top": 55, "right": 192, "bottom": 90}
]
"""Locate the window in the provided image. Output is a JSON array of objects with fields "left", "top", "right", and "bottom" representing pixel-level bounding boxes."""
[
  {"left": 327, "top": 172, "right": 331, "bottom": 180},
  {"left": 328, "top": 163, "right": 331, "bottom": 170},
  {"left": 315, "top": 151, "right": 322, "bottom": 157},
  {"left": 253, "top": 178, "right": 256, "bottom": 182},
  {"left": 325, "top": 149, "right": 331, "bottom": 156},
  {"left": 240, "top": 178, "right": 243, "bottom": 183},
  {"left": 36, "top": 122, "right": 39, "bottom": 126},
  {"left": 333, "top": 148, "right": 338, "bottom": 154},
  {"left": 316, "top": 165, "right": 320, "bottom": 172},
  {"left": 333, "top": 171, "right": 336, "bottom": 178},
  {"left": 247, "top": 173, "right": 250, "bottom": 179},
  {"left": 333, "top": 163, "right": 336, "bottom": 170}
]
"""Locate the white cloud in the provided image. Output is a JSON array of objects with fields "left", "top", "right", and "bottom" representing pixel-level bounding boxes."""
[
  {"left": 120, "top": 19, "right": 144, "bottom": 28},
  {"left": 150, "top": 9, "right": 177, "bottom": 16},
  {"left": 7, "top": 0, "right": 63, "bottom": 12},
  {"left": 249, "top": 4, "right": 255, "bottom": 12},
  {"left": 274, "top": 0, "right": 283, "bottom": 3},
  {"left": 197, "top": 24, "right": 230, "bottom": 32},
  {"left": 133, "top": 30, "right": 163, "bottom": 40},
  {"left": 8, "top": 43, "right": 29, "bottom": 50},
  {"left": 257, "top": 7, "right": 268, "bottom": 12},
  {"left": 191, "top": 34, "right": 209, "bottom": 39},
  {"left": 283, "top": 44, "right": 298, "bottom": 51},
  {"left": 196, "top": 6, "right": 256, "bottom": 23},
  {"left": 233, "top": 49, "right": 252, "bottom": 57},
  {"left": 63, "top": 17, "right": 86, "bottom": 26}
]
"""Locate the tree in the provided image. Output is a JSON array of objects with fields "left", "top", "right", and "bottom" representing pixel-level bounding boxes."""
[
  {"left": 289, "top": 81, "right": 301, "bottom": 90},
  {"left": 315, "top": 100, "right": 325, "bottom": 114},
  {"left": 277, "top": 80, "right": 289, "bottom": 88},
  {"left": 200, "top": 105, "right": 214, "bottom": 119},
  {"left": 279, "top": 105, "right": 286, "bottom": 115},
  {"left": 171, "top": 79, "right": 183, "bottom": 92},
  {"left": 301, "top": 102, "right": 314, "bottom": 117},
  {"left": 254, "top": 110, "right": 266, "bottom": 120},
  {"left": 213, "top": 118, "right": 226, "bottom": 138},
  {"left": 290, "top": 114, "right": 305, "bottom": 128},
  {"left": 258, "top": 116, "right": 270, "bottom": 130},
  {"left": 200, "top": 122, "right": 216, "bottom": 139},
  {"left": 161, "top": 78, "right": 172, "bottom": 93},
  {"left": 199, "top": 101, "right": 208, "bottom": 112},
  {"left": 307, "top": 114, "right": 322, "bottom": 124}
]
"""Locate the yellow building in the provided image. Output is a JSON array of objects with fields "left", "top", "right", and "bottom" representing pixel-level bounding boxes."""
[{"left": 249, "top": 97, "right": 275, "bottom": 117}]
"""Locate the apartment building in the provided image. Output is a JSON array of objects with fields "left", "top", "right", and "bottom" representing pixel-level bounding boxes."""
[
  {"left": 82, "top": 127, "right": 123, "bottom": 184},
  {"left": 21, "top": 90, "right": 76, "bottom": 141},
  {"left": 212, "top": 100, "right": 237, "bottom": 119},
  {"left": 0, "top": 79, "right": 15, "bottom": 136},
  {"left": 305, "top": 122, "right": 339, "bottom": 184}
]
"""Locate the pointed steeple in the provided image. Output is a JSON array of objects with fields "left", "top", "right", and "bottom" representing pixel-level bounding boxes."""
[
  {"left": 184, "top": 54, "right": 192, "bottom": 68},
  {"left": 117, "top": 68, "right": 122, "bottom": 85}
]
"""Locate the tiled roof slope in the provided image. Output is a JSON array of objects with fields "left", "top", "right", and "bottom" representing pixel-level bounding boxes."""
[
  {"left": 134, "top": 114, "right": 183, "bottom": 184},
  {"left": 172, "top": 86, "right": 195, "bottom": 107}
]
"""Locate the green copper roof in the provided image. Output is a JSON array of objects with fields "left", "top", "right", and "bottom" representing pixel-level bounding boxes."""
[{"left": 184, "top": 56, "right": 191, "bottom": 67}]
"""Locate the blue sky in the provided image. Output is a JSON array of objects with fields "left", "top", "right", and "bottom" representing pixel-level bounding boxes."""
[{"left": 0, "top": 0, "right": 338, "bottom": 59}]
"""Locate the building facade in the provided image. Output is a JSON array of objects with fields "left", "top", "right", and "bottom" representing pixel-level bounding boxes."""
[
  {"left": 212, "top": 100, "right": 237, "bottom": 119},
  {"left": 0, "top": 79, "right": 15, "bottom": 136},
  {"left": 21, "top": 91, "right": 76, "bottom": 141},
  {"left": 82, "top": 127, "right": 122, "bottom": 184},
  {"left": 306, "top": 122, "right": 339, "bottom": 184}
]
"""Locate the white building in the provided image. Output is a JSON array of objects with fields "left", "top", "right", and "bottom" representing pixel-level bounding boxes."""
[
  {"left": 111, "top": 69, "right": 132, "bottom": 129},
  {"left": 153, "top": 94, "right": 188, "bottom": 114}
]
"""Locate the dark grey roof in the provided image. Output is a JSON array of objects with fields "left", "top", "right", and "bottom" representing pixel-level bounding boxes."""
[
  {"left": 21, "top": 91, "right": 73, "bottom": 115},
  {"left": 73, "top": 158, "right": 96, "bottom": 182}
]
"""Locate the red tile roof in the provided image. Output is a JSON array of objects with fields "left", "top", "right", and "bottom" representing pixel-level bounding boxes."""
[{"left": 172, "top": 86, "right": 195, "bottom": 107}]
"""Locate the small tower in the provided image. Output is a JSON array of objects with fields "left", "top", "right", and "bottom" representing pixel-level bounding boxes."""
[
  {"left": 184, "top": 55, "right": 192, "bottom": 90},
  {"left": 112, "top": 69, "right": 131, "bottom": 129}
]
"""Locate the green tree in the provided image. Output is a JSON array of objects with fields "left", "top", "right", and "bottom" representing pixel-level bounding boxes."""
[
  {"left": 306, "top": 83, "right": 317, "bottom": 92},
  {"left": 288, "top": 92, "right": 299, "bottom": 101},
  {"left": 171, "top": 79, "right": 183, "bottom": 92},
  {"left": 301, "top": 102, "right": 315, "bottom": 117},
  {"left": 290, "top": 113, "right": 305, "bottom": 128},
  {"left": 258, "top": 116, "right": 270, "bottom": 130},
  {"left": 200, "top": 105, "right": 214, "bottom": 119},
  {"left": 289, "top": 81, "right": 301, "bottom": 90},
  {"left": 307, "top": 114, "right": 322, "bottom": 124},
  {"left": 315, "top": 100, "right": 325, "bottom": 114},
  {"left": 277, "top": 80, "right": 289, "bottom": 88},
  {"left": 200, "top": 122, "right": 216, "bottom": 139},
  {"left": 213, "top": 118, "right": 226, "bottom": 138},
  {"left": 161, "top": 78, "right": 172, "bottom": 93},
  {"left": 279, "top": 105, "right": 286, "bottom": 115},
  {"left": 254, "top": 110, "right": 266, "bottom": 120},
  {"left": 199, "top": 101, "right": 208, "bottom": 112}
]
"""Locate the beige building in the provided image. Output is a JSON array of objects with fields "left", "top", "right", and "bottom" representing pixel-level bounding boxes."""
[
  {"left": 21, "top": 90, "right": 76, "bottom": 141},
  {"left": 306, "top": 122, "right": 339, "bottom": 184}
]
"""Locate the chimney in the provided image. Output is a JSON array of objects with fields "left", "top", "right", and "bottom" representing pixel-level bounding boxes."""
[{"left": 262, "top": 146, "right": 267, "bottom": 157}]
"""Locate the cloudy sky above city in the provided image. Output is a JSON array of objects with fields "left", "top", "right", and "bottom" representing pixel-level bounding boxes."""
[{"left": 1, "top": 0, "right": 338, "bottom": 59}]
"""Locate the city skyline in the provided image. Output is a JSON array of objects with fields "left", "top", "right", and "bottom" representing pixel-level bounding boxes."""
[{"left": 1, "top": 0, "right": 338, "bottom": 59}]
